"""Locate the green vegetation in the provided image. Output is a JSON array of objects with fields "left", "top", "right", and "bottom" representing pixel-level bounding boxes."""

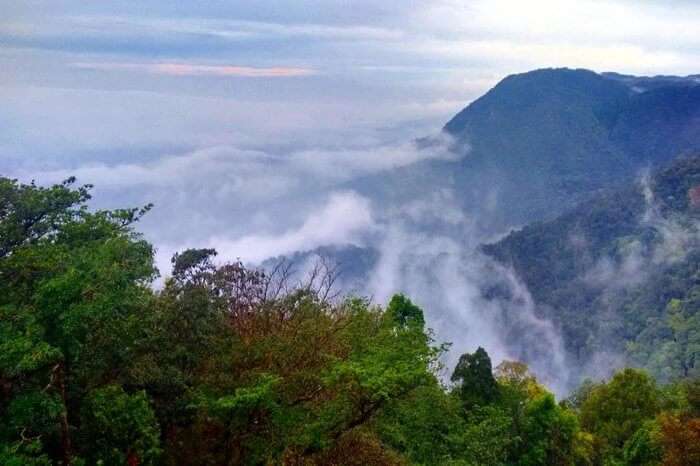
[
  {"left": 484, "top": 156, "right": 700, "bottom": 384},
  {"left": 442, "top": 68, "right": 700, "bottom": 228},
  {"left": 2, "top": 176, "right": 700, "bottom": 465}
]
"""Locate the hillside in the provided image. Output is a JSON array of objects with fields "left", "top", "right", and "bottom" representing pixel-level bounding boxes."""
[
  {"left": 441, "top": 68, "right": 700, "bottom": 228},
  {"left": 305, "top": 68, "right": 700, "bottom": 299},
  {"left": 483, "top": 156, "right": 700, "bottom": 382}
]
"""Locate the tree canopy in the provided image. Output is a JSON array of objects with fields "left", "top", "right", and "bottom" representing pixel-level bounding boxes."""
[{"left": 1, "top": 176, "right": 699, "bottom": 465}]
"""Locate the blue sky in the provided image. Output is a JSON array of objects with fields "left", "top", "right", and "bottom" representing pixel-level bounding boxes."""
[{"left": 3, "top": 0, "right": 700, "bottom": 271}]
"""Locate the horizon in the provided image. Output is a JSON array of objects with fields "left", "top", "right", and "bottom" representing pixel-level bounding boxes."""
[{"left": 4, "top": 1, "right": 700, "bottom": 272}]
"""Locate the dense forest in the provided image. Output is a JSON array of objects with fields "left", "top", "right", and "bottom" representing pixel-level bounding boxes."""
[
  {"left": 484, "top": 156, "right": 700, "bottom": 384},
  {"left": 2, "top": 177, "right": 700, "bottom": 465}
]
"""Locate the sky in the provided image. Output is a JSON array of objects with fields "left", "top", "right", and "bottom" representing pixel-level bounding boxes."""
[{"left": 3, "top": 0, "right": 700, "bottom": 272}]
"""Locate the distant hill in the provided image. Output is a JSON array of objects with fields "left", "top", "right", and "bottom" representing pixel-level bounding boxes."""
[
  {"left": 441, "top": 68, "right": 700, "bottom": 229},
  {"left": 274, "top": 69, "right": 700, "bottom": 385},
  {"left": 310, "top": 67, "right": 700, "bottom": 279},
  {"left": 262, "top": 244, "right": 378, "bottom": 294},
  {"left": 483, "top": 156, "right": 700, "bottom": 382}
]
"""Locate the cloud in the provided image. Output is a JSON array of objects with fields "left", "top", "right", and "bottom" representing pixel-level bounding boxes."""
[
  {"left": 8, "top": 0, "right": 700, "bottom": 78},
  {"left": 60, "top": 15, "right": 403, "bottom": 42},
  {"left": 14, "top": 134, "right": 458, "bottom": 195},
  {"left": 0, "top": 14, "right": 403, "bottom": 58},
  {"left": 71, "top": 62, "right": 315, "bottom": 77},
  {"left": 408, "top": 39, "right": 687, "bottom": 74},
  {"left": 412, "top": 0, "right": 700, "bottom": 53},
  {"left": 209, "top": 191, "right": 374, "bottom": 263},
  {"left": 585, "top": 172, "right": 700, "bottom": 293},
  {"left": 7, "top": 132, "right": 461, "bottom": 275},
  {"left": 5, "top": 0, "right": 700, "bottom": 396},
  {"left": 366, "top": 189, "right": 572, "bottom": 395}
]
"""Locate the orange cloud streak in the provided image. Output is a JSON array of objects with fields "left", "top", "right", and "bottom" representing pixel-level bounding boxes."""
[{"left": 72, "top": 62, "right": 315, "bottom": 77}]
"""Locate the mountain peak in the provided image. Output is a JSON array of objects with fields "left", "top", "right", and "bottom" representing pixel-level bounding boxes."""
[
  {"left": 436, "top": 67, "right": 700, "bottom": 227},
  {"left": 443, "top": 68, "right": 627, "bottom": 135}
]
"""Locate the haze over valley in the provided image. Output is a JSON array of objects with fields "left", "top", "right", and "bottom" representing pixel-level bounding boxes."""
[{"left": 4, "top": 2, "right": 700, "bottom": 464}]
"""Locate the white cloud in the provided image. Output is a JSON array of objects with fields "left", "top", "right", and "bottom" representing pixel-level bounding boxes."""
[
  {"left": 7, "top": 131, "right": 461, "bottom": 277},
  {"left": 7, "top": 0, "right": 700, "bottom": 81},
  {"left": 367, "top": 190, "right": 571, "bottom": 394},
  {"left": 413, "top": 0, "right": 700, "bottom": 50},
  {"left": 62, "top": 15, "right": 405, "bottom": 42},
  {"left": 14, "top": 133, "right": 459, "bottom": 198},
  {"left": 210, "top": 191, "right": 374, "bottom": 263},
  {"left": 388, "top": 0, "right": 700, "bottom": 76},
  {"left": 408, "top": 38, "right": 687, "bottom": 74}
]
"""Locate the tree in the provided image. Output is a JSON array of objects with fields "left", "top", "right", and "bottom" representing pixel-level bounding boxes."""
[
  {"left": 80, "top": 385, "right": 161, "bottom": 465},
  {"left": 459, "top": 405, "right": 515, "bottom": 465},
  {"left": 376, "top": 384, "right": 468, "bottom": 465},
  {"left": 579, "top": 369, "right": 660, "bottom": 462},
  {"left": 170, "top": 247, "right": 218, "bottom": 286},
  {"left": 518, "top": 393, "right": 579, "bottom": 466},
  {"left": 451, "top": 347, "right": 499, "bottom": 409},
  {"left": 0, "top": 178, "right": 157, "bottom": 464},
  {"left": 9, "top": 175, "right": 699, "bottom": 466},
  {"left": 0, "top": 177, "right": 90, "bottom": 259},
  {"left": 623, "top": 420, "right": 662, "bottom": 466},
  {"left": 657, "top": 413, "right": 700, "bottom": 466},
  {"left": 386, "top": 294, "right": 425, "bottom": 328}
]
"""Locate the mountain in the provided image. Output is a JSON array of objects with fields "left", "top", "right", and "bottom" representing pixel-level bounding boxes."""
[
  {"left": 483, "top": 156, "right": 700, "bottom": 382},
  {"left": 441, "top": 68, "right": 700, "bottom": 229},
  {"left": 276, "top": 68, "right": 700, "bottom": 385},
  {"left": 310, "top": 68, "right": 700, "bottom": 281}
]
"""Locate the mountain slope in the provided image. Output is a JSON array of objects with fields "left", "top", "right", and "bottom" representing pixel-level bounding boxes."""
[
  {"left": 276, "top": 69, "right": 700, "bottom": 385},
  {"left": 483, "top": 156, "right": 700, "bottom": 382},
  {"left": 321, "top": 68, "right": 700, "bottom": 283},
  {"left": 441, "top": 68, "right": 700, "bottom": 229}
]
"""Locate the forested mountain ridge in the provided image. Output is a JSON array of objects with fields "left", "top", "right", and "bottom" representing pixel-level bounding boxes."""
[
  {"left": 267, "top": 69, "right": 700, "bottom": 393},
  {"left": 484, "top": 155, "right": 700, "bottom": 382},
  {"left": 441, "top": 68, "right": 700, "bottom": 227},
  {"left": 281, "top": 68, "right": 700, "bottom": 280}
]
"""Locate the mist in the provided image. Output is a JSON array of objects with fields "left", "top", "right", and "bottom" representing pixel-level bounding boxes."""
[{"left": 353, "top": 166, "right": 576, "bottom": 394}]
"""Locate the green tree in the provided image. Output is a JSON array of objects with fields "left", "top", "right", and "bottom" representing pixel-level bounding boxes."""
[
  {"left": 80, "top": 385, "right": 161, "bottom": 465},
  {"left": 623, "top": 420, "right": 662, "bottom": 466},
  {"left": 580, "top": 369, "right": 660, "bottom": 463},
  {"left": 0, "top": 178, "right": 157, "bottom": 464},
  {"left": 0, "top": 177, "right": 90, "bottom": 259},
  {"left": 451, "top": 347, "right": 499, "bottom": 409},
  {"left": 376, "top": 384, "right": 467, "bottom": 464},
  {"left": 460, "top": 405, "right": 515, "bottom": 466},
  {"left": 518, "top": 393, "right": 579, "bottom": 466},
  {"left": 386, "top": 293, "right": 425, "bottom": 328}
]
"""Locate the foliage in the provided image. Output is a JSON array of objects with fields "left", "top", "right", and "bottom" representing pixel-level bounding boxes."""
[
  {"left": 518, "top": 393, "right": 579, "bottom": 466},
  {"left": 451, "top": 347, "right": 499, "bottom": 408},
  {"left": 623, "top": 420, "right": 662, "bottom": 466},
  {"left": 3, "top": 176, "right": 700, "bottom": 465},
  {"left": 579, "top": 369, "right": 660, "bottom": 461},
  {"left": 386, "top": 294, "right": 425, "bottom": 328},
  {"left": 657, "top": 413, "right": 700, "bottom": 466},
  {"left": 484, "top": 156, "right": 700, "bottom": 384},
  {"left": 375, "top": 384, "right": 467, "bottom": 465},
  {"left": 80, "top": 385, "right": 161, "bottom": 465},
  {"left": 459, "top": 405, "right": 515, "bottom": 465}
]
